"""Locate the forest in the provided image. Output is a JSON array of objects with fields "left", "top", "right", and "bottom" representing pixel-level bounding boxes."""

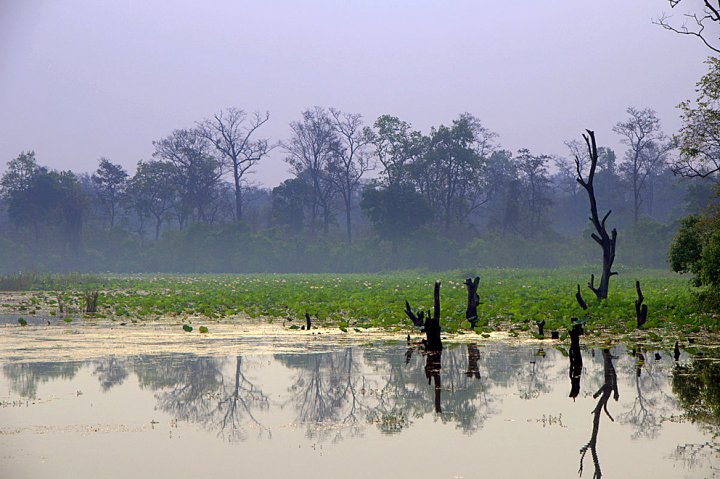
[{"left": 1, "top": 95, "right": 718, "bottom": 276}]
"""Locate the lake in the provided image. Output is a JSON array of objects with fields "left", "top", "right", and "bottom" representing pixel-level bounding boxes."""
[{"left": 1, "top": 336, "right": 718, "bottom": 478}]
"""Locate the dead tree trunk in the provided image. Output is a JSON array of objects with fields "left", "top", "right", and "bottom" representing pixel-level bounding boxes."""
[
  {"left": 85, "top": 292, "right": 99, "bottom": 313},
  {"left": 635, "top": 281, "right": 648, "bottom": 328},
  {"left": 576, "top": 284, "right": 588, "bottom": 311},
  {"left": 404, "top": 281, "right": 443, "bottom": 351},
  {"left": 464, "top": 276, "right": 480, "bottom": 328},
  {"left": 575, "top": 130, "right": 618, "bottom": 300}
]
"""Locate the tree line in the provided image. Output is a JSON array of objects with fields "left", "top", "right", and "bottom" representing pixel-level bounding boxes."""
[{"left": 0, "top": 101, "right": 716, "bottom": 273}]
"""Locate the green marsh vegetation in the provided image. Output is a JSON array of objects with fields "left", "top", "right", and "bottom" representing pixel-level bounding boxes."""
[{"left": 0, "top": 268, "right": 716, "bottom": 338}]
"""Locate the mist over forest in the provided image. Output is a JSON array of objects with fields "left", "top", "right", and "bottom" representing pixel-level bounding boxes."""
[{"left": 0, "top": 104, "right": 714, "bottom": 274}]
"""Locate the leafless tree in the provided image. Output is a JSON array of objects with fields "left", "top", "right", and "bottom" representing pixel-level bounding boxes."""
[
  {"left": 576, "top": 130, "right": 618, "bottom": 300},
  {"left": 655, "top": 1, "right": 720, "bottom": 53},
  {"left": 284, "top": 107, "right": 340, "bottom": 235},
  {"left": 327, "top": 108, "right": 373, "bottom": 244},
  {"left": 199, "top": 108, "right": 271, "bottom": 221},
  {"left": 613, "top": 107, "right": 672, "bottom": 224}
]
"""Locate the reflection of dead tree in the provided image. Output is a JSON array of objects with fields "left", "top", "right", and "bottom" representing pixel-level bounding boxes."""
[
  {"left": 466, "top": 344, "right": 481, "bottom": 379},
  {"left": 211, "top": 356, "right": 270, "bottom": 442},
  {"left": 579, "top": 349, "right": 619, "bottom": 479},
  {"left": 92, "top": 357, "right": 129, "bottom": 391},
  {"left": 569, "top": 324, "right": 583, "bottom": 400},
  {"left": 425, "top": 351, "right": 442, "bottom": 413}
]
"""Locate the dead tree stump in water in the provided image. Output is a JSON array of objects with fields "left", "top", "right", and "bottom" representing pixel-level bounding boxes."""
[
  {"left": 635, "top": 281, "right": 648, "bottom": 328},
  {"left": 576, "top": 284, "right": 588, "bottom": 311},
  {"left": 84, "top": 292, "right": 98, "bottom": 313},
  {"left": 464, "top": 276, "right": 480, "bottom": 328},
  {"left": 404, "top": 281, "right": 443, "bottom": 352}
]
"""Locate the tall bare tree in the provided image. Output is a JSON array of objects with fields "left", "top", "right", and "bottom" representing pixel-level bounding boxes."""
[
  {"left": 576, "top": 130, "right": 618, "bottom": 300},
  {"left": 327, "top": 108, "right": 373, "bottom": 244},
  {"left": 284, "top": 107, "right": 340, "bottom": 235},
  {"left": 199, "top": 108, "right": 271, "bottom": 221},
  {"left": 613, "top": 107, "right": 671, "bottom": 224}
]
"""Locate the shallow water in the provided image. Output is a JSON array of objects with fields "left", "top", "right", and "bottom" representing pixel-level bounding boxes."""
[{"left": 1, "top": 342, "right": 718, "bottom": 478}]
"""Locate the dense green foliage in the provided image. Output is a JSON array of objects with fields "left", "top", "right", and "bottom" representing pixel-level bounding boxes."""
[
  {"left": 2, "top": 269, "right": 716, "bottom": 334},
  {"left": 670, "top": 208, "right": 720, "bottom": 307}
]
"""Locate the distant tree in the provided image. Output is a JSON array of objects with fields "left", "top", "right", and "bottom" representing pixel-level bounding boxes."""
[
  {"left": 672, "top": 57, "right": 720, "bottom": 182},
  {"left": 367, "top": 115, "right": 423, "bottom": 187},
  {"left": 483, "top": 150, "right": 522, "bottom": 233},
  {"left": 0, "top": 151, "right": 39, "bottom": 199},
  {"left": 4, "top": 164, "right": 85, "bottom": 253},
  {"left": 91, "top": 158, "right": 128, "bottom": 227},
  {"left": 412, "top": 113, "right": 495, "bottom": 231},
  {"left": 360, "top": 183, "right": 432, "bottom": 254},
  {"left": 284, "top": 108, "right": 340, "bottom": 235},
  {"left": 515, "top": 148, "right": 552, "bottom": 236},
  {"left": 327, "top": 108, "right": 373, "bottom": 244},
  {"left": 613, "top": 107, "right": 672, "bottom": 224},
  {"left": 127, "top": 160, "right": 177, "bottom": 240},
  {"left": 199, "top": 108, "right": 271, "bottom": 221},
  {"left": 271, "top": 176, "right": 312, "bottom": 234},
  {"left": 655, "top": 1, "right": 720, "bottom": 53},
  {"left": 153, "top": 128, "right": 223, "bottom": 227},
  {"left": 597, "top": 147, "right": 618, "bottom": 175}
]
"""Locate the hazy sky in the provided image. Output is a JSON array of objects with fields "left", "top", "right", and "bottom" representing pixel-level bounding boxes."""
[{"left": 0, "top": 0, "right": 712, "bottom": 186}]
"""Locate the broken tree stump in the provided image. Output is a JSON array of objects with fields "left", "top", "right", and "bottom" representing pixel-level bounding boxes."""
[
  {"left": 464, "top": 276, "right": 480, "bottom": 328},
  {"left": 84, "top": 292, "right": 98, "bottom": 313},
  {"left": 635, "top": 281, "right": 648, "bottom": 328},
  {"left": 305, "top": 312, "right": 312, "bottom": 330},
  {"left": 575, "top": 284, "right": 588, "bottom": 311},
  {"left": 536, "top": 320, "right": 546, "bottom": 337},
  {"left": 404, "top": 281, "right": 443, "bottom": 351}
]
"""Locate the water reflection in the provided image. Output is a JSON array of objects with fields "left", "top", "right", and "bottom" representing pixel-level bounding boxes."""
[
  {"left": 2, "top": 343, "right": 719, "bottom": 476},
  {"left": 578, "top": 349, "right": 618, "bottom": 479}
]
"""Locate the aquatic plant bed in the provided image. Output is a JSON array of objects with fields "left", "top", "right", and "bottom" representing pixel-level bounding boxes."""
[{"left": 0, "top": 268, "right": 716, "bottom": 338}]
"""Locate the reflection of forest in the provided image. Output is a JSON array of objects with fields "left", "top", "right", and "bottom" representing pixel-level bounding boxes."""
[{"left": 2, "top": 344, "right": 719, "bottom": 451}]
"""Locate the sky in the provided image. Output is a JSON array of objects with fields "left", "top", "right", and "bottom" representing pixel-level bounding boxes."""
[{"left": 0, "top": 0, "right": 713, "bottom": 187}]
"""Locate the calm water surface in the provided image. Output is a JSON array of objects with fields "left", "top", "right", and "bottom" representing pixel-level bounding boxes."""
[{"left": 1, "top": 343, "right": 718, "bottom": 478}]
